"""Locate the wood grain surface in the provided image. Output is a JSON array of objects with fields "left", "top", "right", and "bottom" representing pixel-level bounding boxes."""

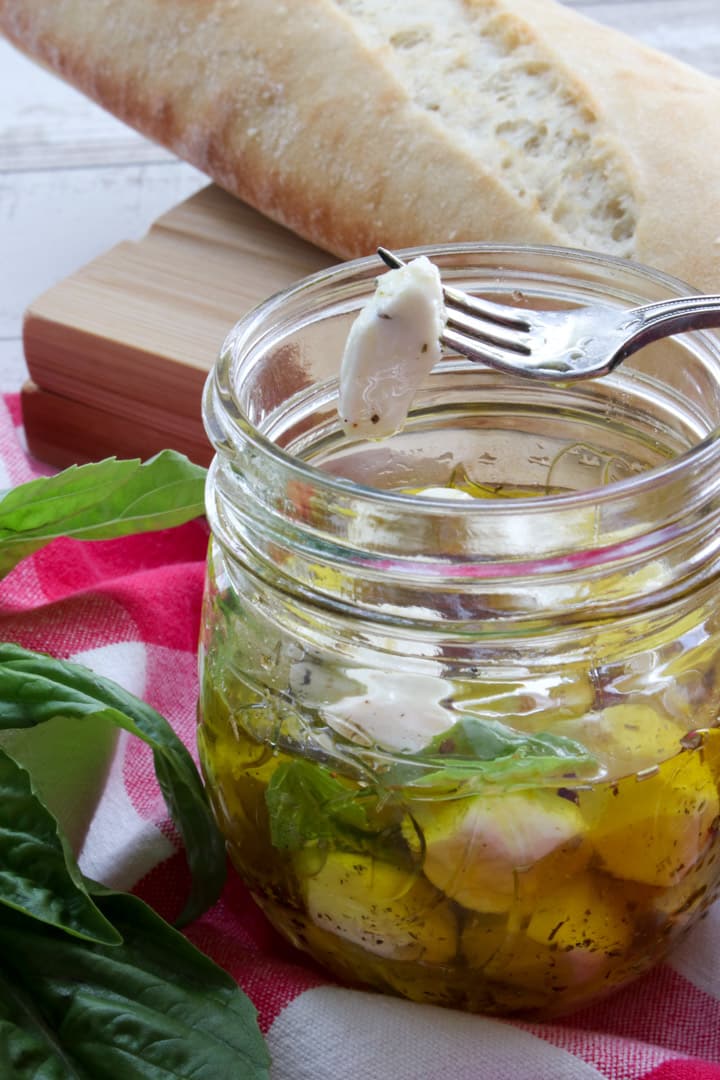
[
  {"left": 22, "top": 188, "right": 332, "bottom": 464},
  {"left": 2, "top": 1, "right": 718, "bottom": 465}
]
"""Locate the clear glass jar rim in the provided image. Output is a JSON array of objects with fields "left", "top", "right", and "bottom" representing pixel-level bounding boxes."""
[{"left": 209, "top": 241, "right": 720, "bottom": 519}]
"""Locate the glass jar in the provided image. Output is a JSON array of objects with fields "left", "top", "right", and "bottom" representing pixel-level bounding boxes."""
[{"left": 198, "top": 244, "right": 720, "bottom": 1018}]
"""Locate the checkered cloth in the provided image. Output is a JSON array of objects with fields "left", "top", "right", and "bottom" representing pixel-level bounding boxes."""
[{"left": 4, "top": 392, "right": 720, "bottom": 1080}]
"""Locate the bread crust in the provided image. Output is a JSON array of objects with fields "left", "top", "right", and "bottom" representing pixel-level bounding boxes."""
[{"left": 2, "top": 0, "right": 719, "bottom": 290}]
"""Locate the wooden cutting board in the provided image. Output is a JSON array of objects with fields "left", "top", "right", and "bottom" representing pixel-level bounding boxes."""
[{"left": 21, "top": 184, "right": 334, "bottom": 467}]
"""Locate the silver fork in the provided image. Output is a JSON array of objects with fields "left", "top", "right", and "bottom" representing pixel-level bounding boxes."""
[{"left": 378, "top": 248, "right": 720, "bottom": 382}]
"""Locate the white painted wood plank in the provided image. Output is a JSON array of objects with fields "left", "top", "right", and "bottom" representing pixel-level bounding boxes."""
[
  {"left": 0, "top": 339, "right": 28, "bottom": 395},
  {"left": 563, "top": 0, "right": 720, "bottom": 76},
  {"left": 0, "top": 161, "right": 206, "bottom": 341}
]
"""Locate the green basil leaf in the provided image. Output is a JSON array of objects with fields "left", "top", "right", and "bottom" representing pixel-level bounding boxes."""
[
  {"left": 265, "top": 721, "right": 597, "bottom": 848},
  {"left": 0, "top": 644, "right": 225, "bottom": 926},
  {"left": 0, "top": 746, "right": 120, "bottom": 946},
  {"left": 394, "top": 754, "right": 595, "bottom": 797},
  {"left": 266, "top": 759, "right": 370, "bottom": 850},
  {"left": 0, "top": 963, "right": 87, "bottom": 1080},
  {"left": 427, "top": 715, "right": 594, "bottom": 764},
  {"left": 0, "top": 452, "right": 206, "bottom": 577},
  {"left": 0, "top": 888, "right": 270, "bottom": 1079},
  {"left": 388, "top": 715, "right": 597, "bottom": 795}
]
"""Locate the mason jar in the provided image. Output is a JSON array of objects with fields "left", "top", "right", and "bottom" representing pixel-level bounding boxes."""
[{"left": 198, "top": 244, "right": 720, "bottom": 1018}]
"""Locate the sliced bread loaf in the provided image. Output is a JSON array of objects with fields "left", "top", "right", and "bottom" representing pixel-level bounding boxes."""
[{"left": 1, "top": 0, "right": 718, "bottom": 289}]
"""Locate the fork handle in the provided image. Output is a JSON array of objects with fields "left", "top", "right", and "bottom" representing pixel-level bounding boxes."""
[{"left": 622, "top": 295, "right": 720, "bottom": 358}]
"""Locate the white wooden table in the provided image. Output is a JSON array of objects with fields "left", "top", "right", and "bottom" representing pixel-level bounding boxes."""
[{"left": 1, "top": 1, "right": 719, "bottom": 398}]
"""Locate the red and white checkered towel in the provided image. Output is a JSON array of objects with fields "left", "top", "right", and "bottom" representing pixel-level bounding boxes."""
[{"left": 4, "top": 391, "right": 720, "bottom": 1080}]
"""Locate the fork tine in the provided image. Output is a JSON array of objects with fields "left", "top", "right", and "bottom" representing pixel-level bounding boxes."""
[
  {"left": 376, "top": 246, "right": 408, "bottom": 271},
  {"left": 441, "top": 327, "right": 540, "bottom": 375},
  {"left": 442, "top": 284, "right": 531, "bottom": 332},
  {"left": 376, "top": 247, "right": 532, "bottom": 333},
  {"left": 444, "top": 305, "right": 531, "bottom": 355}
]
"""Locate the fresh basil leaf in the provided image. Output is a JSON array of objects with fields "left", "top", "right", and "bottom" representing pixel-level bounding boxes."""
[
  {"left": 0, "top": 746, "right": 120, "bottom": 945},
  {"left": 266, "top": 759, "right": 370, "bottom": 850},
  {"left": 0, "top": 888, "right": 270, "bottom": 1079},
  {"left": 0, "top": 644, "right": 225, "bottom": 927},
  {"left": 428, "top": 715, "right": 593, "bottom": 764},
  {"left": 394, "top": 754, "right": 595, "bottom": 797},
  {"left": 386, "top": 715, "right": 597, "bottom": 795},
  {"left": 0, "top": 963, "right": 88, "bottom": 1079},
  {"left": 265, "top": 722, "right": 596, "bottom": 849},
  {"left": 0, "top": 452, "right": 206, "bottom": 577}
]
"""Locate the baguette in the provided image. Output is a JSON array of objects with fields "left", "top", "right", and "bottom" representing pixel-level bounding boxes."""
[{"left": 2, "top": 0, "right": 719, "bottom": 290}]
